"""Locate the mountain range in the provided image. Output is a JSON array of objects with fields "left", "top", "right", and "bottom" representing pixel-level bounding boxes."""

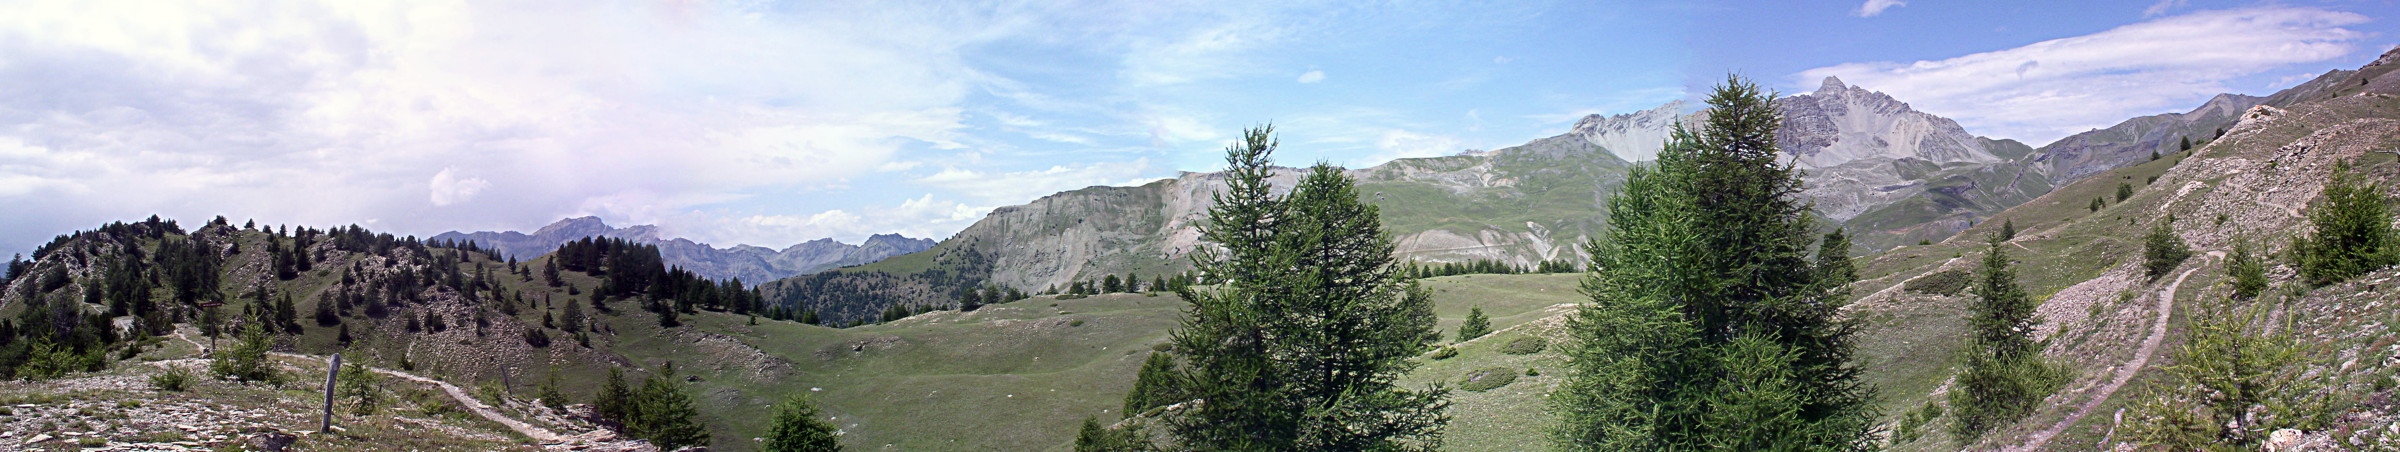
[
  {"left": 431, "top": 216, "right": 934, "bottom": 285},
  {"left": 758, "top": 70, "right": 2358, "bottom": 325}
]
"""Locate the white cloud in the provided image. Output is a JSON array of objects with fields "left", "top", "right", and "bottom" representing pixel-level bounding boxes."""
[
  {"left": 917, "top": 159, "right": 1160, "bottom": 206},
  {"left": 1798, "top": 7, "right": 2369, "bottom": 145},
  {"left": 1368, "top": 129, "right": 1466, "bottom": 165},
  {"left": 1297, "top": 70, "right": 1326, "bottom": 84},
  {"left": 0, "top": 0, "right": 1024, "bottom": 250},
  {"left": 1855, "top": 0, "right": 1906, "bottom": 17},
  {"left": 427, "top": 167, "right": 490, "bottom": 206},
  {"left": 707, "top": 194, "right": 989, "bottom": 245},
  {"left": 2144, "top": 0, "right": 2189, "bottom": 18}
]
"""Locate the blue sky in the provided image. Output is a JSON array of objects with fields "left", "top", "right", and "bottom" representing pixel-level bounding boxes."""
[{"left": 0, "top": 0, "right": 2390, "bottom": 254}]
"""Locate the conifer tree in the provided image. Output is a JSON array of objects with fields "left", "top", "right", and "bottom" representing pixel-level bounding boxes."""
[
  {"left": 633, "top": 375, "right": 710, "bottom": 449},
  {"left": 764, "top": 394, "right": 841, "bottom": 451},
  {"left": 2144, "top": 219, "right": 2192, "bottom": 280},
  {"left": 1160, "top": 126, "right": 1447, "bottom": 450},
  {"left": 2130, "top": 297, "right": 2323, "bottom": 448},
  {"left": 1949, "top": 234, "right": 2057, "bottom": 440},
  {"left": 1552, "top": 76, "right": 1873, "bottom": 451},
  {"left": 1457, "top": 306, "right": 1493, "bottom": 342},
  {"left": 1075, "top": 416, "right": 1145, "bottom": 452},
  {"left": 2117, "top": 182, "right": 2136, "bottom": 202},
  {"left": 1123, "top": 352, "right": 1184, "bottom": 415},
  {"left": 2227, "top": 238, "right": 2268, "bottom": 300},
  {"left": 1815, "top": 229, "right": 1857, "bottom": 289},
  {"left": 596, "top": 368, "right": 633, "bottom": 426},
  {"left": 2294, "top": 162, "right": 2399, "bottom": 286},
  {"left": 1999, "top": 219, "right": 2016, "bottom": 241}
]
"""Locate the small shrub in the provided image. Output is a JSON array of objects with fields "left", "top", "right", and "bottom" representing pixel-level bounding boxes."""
[
  {"left": 1524, "top": 367, "right": 1539, "bottom": 376},
  {"left": 1428, "top": 347, "right": 1457, "bottom": 360},
  {"left": 1498, "top": 336, "right": 1547, "bottom": 355},
  {"left": 77, "top": 437, "right": 103, "bottom": 447},
  {"left": 2143, "top": 220, "right": 2192, "bottom": 280},
  {"left": 1904, "top": 269, "right": 1974, "bottom": 296},
  {"left": 1459, "top": 367, "right": 1519, "bottom": 392},
  {"left": 150, "top": 366, "right": 193, "bottom": 392},
  {"left": 1069, "top": 319, "right": 1086, "bottom": 327}
]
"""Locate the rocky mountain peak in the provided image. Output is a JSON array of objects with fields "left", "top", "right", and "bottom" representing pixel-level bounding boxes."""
[
  {"left": 531, "top": 216, "right": 610, "bottom": 238},
  {"left": 1570, "top": 100, "right": 1696, "bottom": 162},
  {"left": 1818, "top": 75, "right": 1848, "bottom": 93},
  {"left": 1775, "top": 78, "right": 1996, "bottom": 169}
]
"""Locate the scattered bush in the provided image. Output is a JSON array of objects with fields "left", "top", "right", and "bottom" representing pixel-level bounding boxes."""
[
  {"left": 1524, "top": 367, "right": 1540, "bottom": 377},
  {"left": 1894, "top": 402, "right": 1944, "bottom": 443},
  {"left": 2293, "top": 162, "right": 2399, "bottom": 286},
  {"left": 1498, "top": 336, "right": 1547, "bottom": 355},
  {"left": 1904, "top": 270, "right": 1973, "bottom": 296},
  {"left": 1069, "top": 319, "right": 1086, "bottom": 327},
  {"left": 1459, "top": 367, "right": 1519, "bottom": 392},
  {"left": 209, "top": 323, "right": 280, "bottom": 385},
  {"left": 2143, "top": 220, "right": 2192, "bottom": 280},
  {"left": 149, "top": 366, "right": 192, "bottom": 392}
]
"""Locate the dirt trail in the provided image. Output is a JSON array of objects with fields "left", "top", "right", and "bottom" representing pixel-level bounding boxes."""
[
  {"left": 2007, "top": 257, "right": 2209, "bottom": 451},
  {"left": 168, "top": 328, "right": 563, "bottom": 443}
]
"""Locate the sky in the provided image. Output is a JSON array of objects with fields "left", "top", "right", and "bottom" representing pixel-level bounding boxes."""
[{"left": 0, "top": 0, "right": 2390, "bottom": 255}]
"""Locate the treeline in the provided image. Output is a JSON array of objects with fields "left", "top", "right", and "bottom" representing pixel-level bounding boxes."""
[
  {"left": 1044, "top": 271, "right": 1194, "bottom": 298},
  {"left": 758, "top": 242, "right": 996, "bottom": 327},
  {"left": 1401, "top": 258, "right": 1580, "bottom": 279},
  {"left": 549, "top": 237, "right": 765, "bottom": 327}
]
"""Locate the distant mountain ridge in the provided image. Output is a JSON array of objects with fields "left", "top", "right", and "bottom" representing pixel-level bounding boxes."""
[{"left": 432, "top": 217, "right": 933, "bottom": 285}]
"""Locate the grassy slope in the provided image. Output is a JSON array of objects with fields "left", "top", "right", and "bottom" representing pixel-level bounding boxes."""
[{"left": 637, "top": 273, "right": 1585, "bottom": 451}]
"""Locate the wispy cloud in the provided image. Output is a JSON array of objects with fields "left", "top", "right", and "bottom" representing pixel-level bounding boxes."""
[
  {"left": 1798, "top": 7, "right": 2370, "bottom": 145},
  {"left": 2144, "top": 0, "right": 2189, "bottom": 18},
  {"left": 1855, "top": 0, "right": 1906, "bottom": 18},
  {"left": 1297, "top": 70, "right": 1326, "bottom": 83}
]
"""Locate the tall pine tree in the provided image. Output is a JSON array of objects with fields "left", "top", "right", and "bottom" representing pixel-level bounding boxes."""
[
  {"left": 1949, "top": 234, "right": 2057, "bottom": 440},
  {"left": 1551, "top": 76, "right": 1873, "bottom": 451},
  {"left": 1158, "top": 126, "right": 1448, "bottom": 451}
]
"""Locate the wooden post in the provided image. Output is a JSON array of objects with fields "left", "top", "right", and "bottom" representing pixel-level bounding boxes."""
[{"left": 321, "top": 353, "right": 342, "bottom": 433}]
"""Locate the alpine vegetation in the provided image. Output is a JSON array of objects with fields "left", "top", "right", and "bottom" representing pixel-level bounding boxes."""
[{"left": 1551, "top": 77, "right": 1875, "bottom": 451}]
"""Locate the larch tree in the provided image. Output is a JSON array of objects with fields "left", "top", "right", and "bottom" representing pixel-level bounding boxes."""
[
  {"left": 764, "top": 394, "right": 843, "bottom": 452},
  {"left": 1949, "top": 233, "right": 2058, "bottom": 440},
  {"left": 2294, "top": 161, "right": 2399, "bottom": 286},
  {"left": 1155, "top": 126, "right": 1448, "bottom": 451},
  {"left": 1457, "top": 306, "right": 1493, "bottom": 342},
  {"left": 1551, "top": 76, "right": 1874, "bottom": 451}
]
